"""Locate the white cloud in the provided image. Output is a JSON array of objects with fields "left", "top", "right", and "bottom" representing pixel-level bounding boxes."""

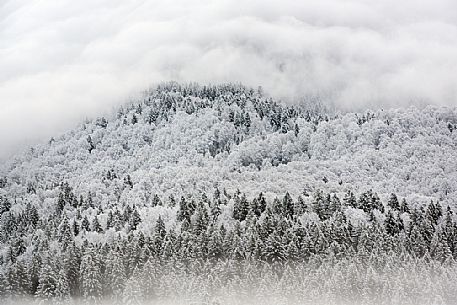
[{"left": 1, "top": 0, "right": 457, "bottom": 158}]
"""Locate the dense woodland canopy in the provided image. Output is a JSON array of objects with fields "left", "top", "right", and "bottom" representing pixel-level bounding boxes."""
[{"left": 1, "top": 82, "right": 457, "bottom": 304}]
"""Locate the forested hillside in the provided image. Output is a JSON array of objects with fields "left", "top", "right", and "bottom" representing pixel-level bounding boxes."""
[{"left": 1, "top": 83, "right": 457, "bottom": 304}]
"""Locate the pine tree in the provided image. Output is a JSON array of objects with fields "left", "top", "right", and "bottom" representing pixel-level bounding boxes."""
[
  {"left": 59, "top": 217, "right": 73, "bottom": 250},
  {"left": 387, "top": 193, "right": 400, "bottom": 211},
  {"left": 151, "top": 194, "right": 162, "bottom": 207},
  {"left": 252, "top": 192, "right": 267, "bottom": 217},
  {"left": 0, "top": 195, "right": 11, "bottom": 216},
  {"left": 329, "top": 194, "right": 342, "bottom": 216},
  {"left": 408, "top": 225, "right": 428, "bottom": 257},
  {"left": 177, "top": 196, "right": 192, "bottom": 222},
  {"left": 312, "top": 190, "right": 330, "bottom": 220},
  {"left": 293, "top": 195, "right": 307, "bottom": 216},
  {"left": 131, "top": 114, "right": 138, "bottom": 125},
  {"left": 55, "top": 267, "right": 70, "bottom": 304},
  {"left": 105, "top": 250, "right": 126, "bottom": 303},
  {"left": 207, "top": 225, "right": 224, "bottom": 260},
  {"left": 192, "top": 202, "right": 209, "bottom": 235},
  {"left": 63, "top": 242, "right": 81, "bottom": 297},
  {"left": 282, "top": 192, "right": 294, "bottom": 218},
  {"left": 9, "top": 260, "right": 30, "bottom": 297},
  {"left": 357, "top": 191, "right": 372, "bottom": 213},
  {"left": 294, "top": 123, "right": 300, "bottom": 137},
  {"left": 92, "top": 216, "right": 103, "bottom": 233},
  {"left": 36, "top": 257, "right": 58, "bottom": 301},
  {"left": 106, "top": 211, "right": 114, "bottom": 229},
  {"left": 263, "top": 228, "right": 287, "bottom": 263},
  {"left": 0, "top": 271, "right": 9, "bottom": 299},
  {"left": 443, "top": 206, "right": 457, "bottom": 255},
  {"left": 385, "top": 211, "right": 403, "bottom": 236},
  {"left": 123, "top": 270, "right": 142, "bottom": 305},
  {"left": 426, "top": 201, "right": 442, "bottom": 226},
  {"left": 129, "top": 208, "right": 141, "bottom": 231},
  {"left": 87, "top": 135, "right": 95, "bottom": 153},
  {"left": 25, "top": 202, "right": 39, "bottom": 228},
  {"left": 233, "top": 193, "right": 249, "bottom": 221},
  {"left": 141, "top": 258, "right": 161, "bottom": 299},
  {"left": 80, "top": 246, "right": 102, "bottom": 304},
  {"left": 81, "top": 216, "right": 90, "bottom": 232},
  {"left": 400, "top": 198, "right": 410, "bottom": 214},
  {"left": 431, "top": 231, "right": 453, "bottom": 263},
  {"left": 153, "top": 216, "right": 166, "bottom": 255}
]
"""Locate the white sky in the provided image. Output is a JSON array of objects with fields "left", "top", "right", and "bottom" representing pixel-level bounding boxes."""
[{"left": 1, "top": 0, "right": 457, "bottom": 159}]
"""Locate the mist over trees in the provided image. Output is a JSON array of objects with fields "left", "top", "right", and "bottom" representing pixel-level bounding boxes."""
[{"left": 1, "top": 83, "right": 457, "bottom": 304}]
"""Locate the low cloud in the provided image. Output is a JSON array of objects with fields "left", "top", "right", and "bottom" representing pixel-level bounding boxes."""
[{"left": 1, "top": 0, "right": 457, "bottom": 158}]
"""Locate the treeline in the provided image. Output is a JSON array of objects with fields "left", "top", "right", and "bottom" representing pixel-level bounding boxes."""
[{"left": 1, "top": 186, "right": 457, "bottom": 303}]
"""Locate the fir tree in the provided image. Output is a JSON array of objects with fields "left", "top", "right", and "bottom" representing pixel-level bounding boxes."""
[
  {"left": 92, "top": 216, "right": 103, "bottom": 233},
  {"left": 105, "top": 250, "right": 126, "bottom": 303},
  {"left": 252, "top": 192, "right": 267, "bottom": 217},
  {"left": 80, "top": 246, "right": 102, "bottom": 304},
  {"left": 282, "top": 192, "right": 294, "bottom": 218},
  {"left": 129, "top": 208, "right": 141, "bottom": 231},
  {"left": 387, "top": 193, "right": 400, "bottom": 211},
  {"left": 36, "top": 257, "right": 58, "bottom": 301},
  {"left": 233, "top": 193, "right": 249, "bottom": 221},
  {"left": 81, "top": 216, "right": 90, "bottom": 232}
]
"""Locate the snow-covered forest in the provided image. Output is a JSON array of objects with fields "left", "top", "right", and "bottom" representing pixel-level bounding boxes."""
[{"left": 1, "top": 83, "right": 457, "bottom": 304}]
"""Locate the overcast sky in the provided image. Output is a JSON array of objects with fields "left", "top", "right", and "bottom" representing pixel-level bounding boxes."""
[{"left": 1, "top": 0, "right": 457, "bottom": 159}]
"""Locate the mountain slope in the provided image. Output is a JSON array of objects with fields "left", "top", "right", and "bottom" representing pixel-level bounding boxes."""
[
  {"left": 1, "top": 83, "right": 457, "bottom": 304},
  {"left": 1, "top": 82, "right": 457, "bottom": 209}
]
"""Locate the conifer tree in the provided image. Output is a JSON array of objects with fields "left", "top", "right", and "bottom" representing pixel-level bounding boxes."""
[
  {"left": 92, "top": 216, "right": 103, "bottom": 233},
  {"left": 151, "top": 194, "right": 162, "bottom": 207},
  {"left": 59, "top": 217, "right": 73, "bottom": 250},
  {"left": 192, "top": 202, "right": 209, "bottom": 235},
  {"left": 105, "top": 250, "right": 126, "bottom": 303},
  {"left": 385, "top": 211, "right": 403, "bottom": 236},
  {"left": 400, "top": 198, "right": 410, "bottom": 214},
  {"left": 55, "top": 268, "right": 70, "bottom": 304},
  {"left": 282, "top": 192, "right": 294, "bottom": 218},
  {"left": 129, "top": 208, "right": 141, "bottom": 231},
  {"left": 36, "top": 257, "right": 58, "bottom": 301},
  {"left": 63, "top": 242, "right": 80, "bottom": 297},
  {"left": 388, "top": 193, "right": 400, "bottom": 211},
  {"left": 0, "top": 271, "right": 9, "bottom": 299},
  {"left": 207, "top": 225, "right": 223, "bottom": 260},
  {"left": 81, "top": 216, "right": 90, "bottom": 232},
  {"left": 252, "top": 192, "right": 267, "bottom": 217},
  {"left": 80, "top": 246, "right": 102, "bottom": 304},
  {"left": 293, "top": 195, "right": 307, "bottom": 216},
  {"left": 123, "top": 270, "right": 142, "bottom": 305},
  {"left": 233, "top": 193, "right": 249, "bottom": 221}
]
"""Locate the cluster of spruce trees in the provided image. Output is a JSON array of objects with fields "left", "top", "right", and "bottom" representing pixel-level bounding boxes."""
[
  {"left": 94, "top": 82, "right": 330, "bottom": 158},
  {"left": 1, "top": 184, "right": 457, "bottom": 303}
]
